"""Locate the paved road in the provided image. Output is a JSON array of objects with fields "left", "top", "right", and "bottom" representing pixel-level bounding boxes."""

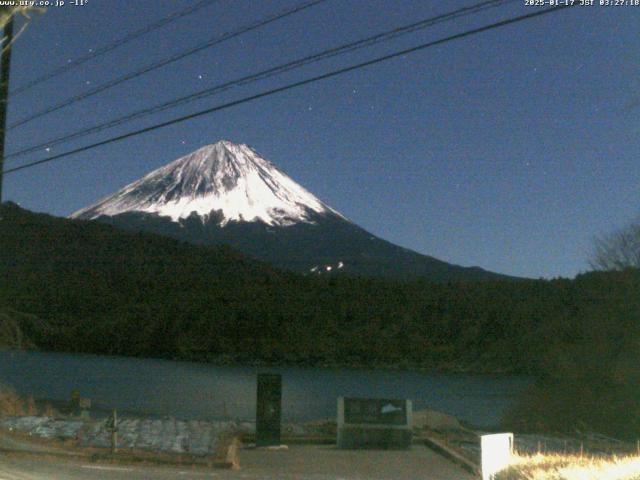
[
  {"left": 0, "top": 445, "right": 475, "bottom": 480},
  {"left": 0, "top": 456, "right": 222, "bottom": 479},
  {"left": 238, "top": 444, "right": 476, "bottom": 480}
]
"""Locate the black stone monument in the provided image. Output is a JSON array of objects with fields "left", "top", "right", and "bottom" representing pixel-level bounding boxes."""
[{"left": 256, "top": 373, "right": 282, "bottom": 447}]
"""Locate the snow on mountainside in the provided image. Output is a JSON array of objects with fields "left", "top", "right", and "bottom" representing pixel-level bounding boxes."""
[
  {"left": 70, "top": 140, "right": 512, "bottom": 281},
  {"left": 70, "top": 140, "right": 345, "bottom": 227}
]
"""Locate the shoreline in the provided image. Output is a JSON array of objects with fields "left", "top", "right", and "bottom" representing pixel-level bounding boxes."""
[{"left": 0, "top": 347, "right": 531, "bottom": 376}]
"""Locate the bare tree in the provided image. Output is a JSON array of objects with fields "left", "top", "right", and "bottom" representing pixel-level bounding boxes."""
[{"left": 590, "top": 219, "right": 640, "bottom": 271}]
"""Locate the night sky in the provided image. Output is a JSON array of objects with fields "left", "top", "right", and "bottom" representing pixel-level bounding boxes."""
[{"left": 3, "top": 0, "right": 639, "bottom": 279}]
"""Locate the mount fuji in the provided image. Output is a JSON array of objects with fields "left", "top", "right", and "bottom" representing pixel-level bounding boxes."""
[{"left": 71, "top": 140, "right": 506, "bottom": 281}]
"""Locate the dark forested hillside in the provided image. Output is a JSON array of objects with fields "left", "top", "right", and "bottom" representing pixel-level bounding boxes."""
[
  {"left": 0, "top": 202, "right": 537, "bottom": 370},
  {"left": 2, "top": 203, "right": 640, "bottom": 437},
  {"left": 0, "top": 202, "right": 638, "bottom": 373},
  {"left": 95, "top": 209, "right": 510, "bottom": 282}
]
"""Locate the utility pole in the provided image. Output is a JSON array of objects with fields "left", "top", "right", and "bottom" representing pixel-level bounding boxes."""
[{"left": 0, "top": 13, "right": 14, "bottom": 203}]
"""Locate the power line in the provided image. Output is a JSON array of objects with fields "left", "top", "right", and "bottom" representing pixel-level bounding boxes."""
[
  {"left": 10, "top": 0, "right": 224, "bottom": 97},
  {"left": 3, "top": 4, "right": 576, "bottom": 177},
  {"left": 6, "top": 0, "right": 514, "bottom": 161},
  {"left": 8, "top": 0, "right": 328, "bottom": 130}
]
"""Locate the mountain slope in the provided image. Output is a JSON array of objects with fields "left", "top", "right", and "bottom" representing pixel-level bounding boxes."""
[
  {"left": 0, "top": 201, "right": 528, "bottom": 369},
  {"left": 71, "top": 141, "right": 342, "bottom": 226},
  {"left": 72, "top": 140, "right": 509, "bottom": 281}
]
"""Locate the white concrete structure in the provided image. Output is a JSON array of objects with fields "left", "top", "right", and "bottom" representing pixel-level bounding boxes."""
[{"left": 481, "top": 433, "right": 514, "bottom": 480}]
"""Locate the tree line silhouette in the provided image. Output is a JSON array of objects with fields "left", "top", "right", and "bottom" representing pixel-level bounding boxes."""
[{"left": 1, "top": 202, "right": 638, "bottom": 438}]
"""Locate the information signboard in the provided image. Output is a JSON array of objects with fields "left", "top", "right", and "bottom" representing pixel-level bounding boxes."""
[
  {"left": 344, "top": 398, "right": 408, "bottom": 425},
  {"left": 337, "top": 397, "right": 412, "bottom": 449}
]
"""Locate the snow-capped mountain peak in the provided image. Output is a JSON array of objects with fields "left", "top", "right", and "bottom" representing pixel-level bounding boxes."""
[{"left": 71, "top": 140, "right": 345, "bottom": 226}]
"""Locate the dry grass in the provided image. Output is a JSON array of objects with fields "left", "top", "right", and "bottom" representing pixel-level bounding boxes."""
[
  {"left": 0, "top": 384, "right": 56, "bottom": 418},
  {"left": 0, "top": 384, "right": 26, "bottom": 417},
  {"left": 495, "top": 453, "right": 640, "bottom": 480}
]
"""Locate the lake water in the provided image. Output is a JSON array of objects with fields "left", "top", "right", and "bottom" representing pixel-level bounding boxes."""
[{"left": 0, "top": 350, "right": 531, "bottom": 428}]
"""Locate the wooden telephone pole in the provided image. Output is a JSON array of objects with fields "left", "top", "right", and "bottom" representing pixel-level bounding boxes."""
[{"left": 0, "top": 13, "right": 14, "bottom": 203}]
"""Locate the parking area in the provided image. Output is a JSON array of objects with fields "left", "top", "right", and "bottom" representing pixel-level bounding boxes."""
[{"left": 0, "top": 443, "right": 476, "bottom": 480}]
